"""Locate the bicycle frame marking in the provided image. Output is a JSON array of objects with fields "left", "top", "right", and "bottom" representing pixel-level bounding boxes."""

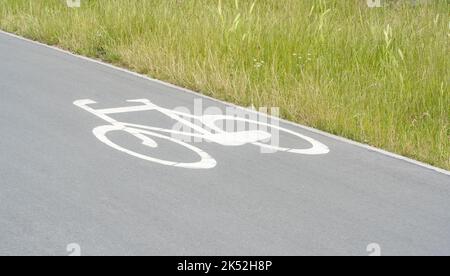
[{"left": 74, "top": 99, "right": 330, "bottom": 169}]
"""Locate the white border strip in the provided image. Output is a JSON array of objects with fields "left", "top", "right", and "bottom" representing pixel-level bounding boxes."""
[{"left": 1, "top": 29, "right": 449, "bottom": 176}]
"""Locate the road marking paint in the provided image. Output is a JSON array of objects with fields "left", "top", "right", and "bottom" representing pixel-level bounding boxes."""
[
  {"left": 1, "top": 30, "right": 448, "bottom": 175},
  {"left": 74, "top": 99, "right": 329, "bottom": 169}
]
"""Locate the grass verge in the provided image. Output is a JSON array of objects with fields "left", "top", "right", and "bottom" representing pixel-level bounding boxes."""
[{"left": 0, "top": 0, "right": 448, "bottom": 170}]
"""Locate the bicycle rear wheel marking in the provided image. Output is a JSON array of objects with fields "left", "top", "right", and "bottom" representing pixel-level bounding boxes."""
[{"left": 202, "top": 116, "right": 330, "bottom": 155}]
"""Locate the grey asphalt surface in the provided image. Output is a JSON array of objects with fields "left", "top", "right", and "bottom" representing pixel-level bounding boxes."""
[{"left": 0, "top": 32, "right": 449, "bottom": 256}]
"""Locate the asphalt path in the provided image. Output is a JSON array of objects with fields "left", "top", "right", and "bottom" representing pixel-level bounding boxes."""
[{"left": 0, "top": 31, "right": 449, "bottom": 256}]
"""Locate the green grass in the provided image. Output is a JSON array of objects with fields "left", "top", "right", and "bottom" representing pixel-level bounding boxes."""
[{"left": 0, "top": 0, "right": 448, "bottom": 170}]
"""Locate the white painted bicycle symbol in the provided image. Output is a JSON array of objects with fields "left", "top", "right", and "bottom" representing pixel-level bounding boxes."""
[{"left": 74, "top": 99, "right": 330, "bottom": 169}]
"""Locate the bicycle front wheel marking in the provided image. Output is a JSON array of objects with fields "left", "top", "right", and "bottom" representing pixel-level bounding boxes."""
[{"left": 93, "top": 125, "right": 217, "bottom": 169}]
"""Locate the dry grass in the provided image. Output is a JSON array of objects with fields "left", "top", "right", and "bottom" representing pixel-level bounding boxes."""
[{"left": 0, "top": 0, "right": 448, "bottom": 169}]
